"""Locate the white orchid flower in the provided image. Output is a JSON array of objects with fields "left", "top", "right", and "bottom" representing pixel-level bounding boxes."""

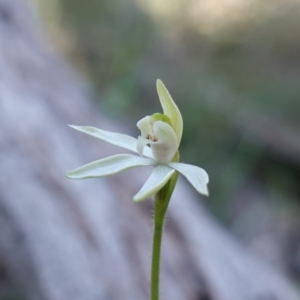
[{"left": 66, "top": 79, "right": 209, "bottom": 202}]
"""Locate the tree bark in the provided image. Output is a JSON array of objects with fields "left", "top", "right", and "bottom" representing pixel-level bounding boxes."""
[{"left": 0, "top": 0, "right": 299, "bottom": 299}]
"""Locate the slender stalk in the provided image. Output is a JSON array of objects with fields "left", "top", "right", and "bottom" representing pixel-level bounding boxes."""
[
  {"left": 151, "top": 153, "right": 179, "bottom": 300},
  {"left": 151, "top": 215, "right": 163, "bottom": 300}
]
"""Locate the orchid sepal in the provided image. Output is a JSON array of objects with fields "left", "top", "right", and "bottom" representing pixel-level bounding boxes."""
[{"left": 156, "top": 79, "right": 183, "bottom": 147}]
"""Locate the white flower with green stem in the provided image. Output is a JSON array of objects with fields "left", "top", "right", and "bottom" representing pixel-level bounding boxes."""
[
  {"left": 66, "top": 79, "right": 209, "bottom": 200},
  {"left": 66, "top": 79, "right": 209, "bottom": 300}
]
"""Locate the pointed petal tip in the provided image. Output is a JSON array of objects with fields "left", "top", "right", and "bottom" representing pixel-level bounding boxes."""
[
  {"left": 133, "top": 189, "right": 151, "bottom": 202},
  {"left": 202, "top": 186, "right": 209, "bottom": 197},
  {"left": 68, "top": 125, "right": 92, "bottom": 130},
  {"left": 193, "top": 185, "right": 209, "bottom": 197},
  {"left": 197, "top": 184, "right": 209, "bottom": 197},
  {"left": 132, "top": 192, "right": 153, "bottom": 203},
  {"left": 156, "top": 79, "right": 166, "bottom": 92},
  {"left": 68, "top": 125, "right": 80, "bottom": 130},
  {"left": 200, "top": 181, "right": 210, "bottom": 196},
  {"left": 65, "top": 172, "right": 74, "bottom": 179},
  {"left": 65, "top": 170, "right": 81, "bottom": 179},
  {"left": 132, "top": 195, "right": 145, "bottom": 203},
  {"left": 156, "top": 78, "right": 163, "bottom": 86}
]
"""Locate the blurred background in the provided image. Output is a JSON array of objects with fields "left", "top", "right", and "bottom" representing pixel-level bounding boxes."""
[
  {"left": 3, "top": 0, "right": 300, "bottom": 298},
  {"left": 35, "top": 0, "right": 300, "bottom": 279}
]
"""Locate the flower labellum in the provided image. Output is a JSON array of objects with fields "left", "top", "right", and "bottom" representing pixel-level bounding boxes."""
[
  {"left": 66, "top": 79, "right": 209, "bottom": 202},
  {"left": 137, "top": 113, "right": 177, "bottom": 164}
]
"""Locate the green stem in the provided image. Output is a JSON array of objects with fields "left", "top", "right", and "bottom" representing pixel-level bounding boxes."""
[
  {"left": 151, "top": 153, "right": 179, "bottom": 300},
  {"left": 151, "top": 216, "right": 163, "bottom": 300}
]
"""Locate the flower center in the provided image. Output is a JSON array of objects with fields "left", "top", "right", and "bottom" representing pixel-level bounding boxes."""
[
  {"left": 146, "top": 134, "right": 158, "bottom": 142},
  {"left": 136, "top": 114, "right": 178, "bottom": 163}
]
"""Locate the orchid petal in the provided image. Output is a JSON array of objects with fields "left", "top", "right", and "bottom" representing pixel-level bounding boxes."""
[
  {"left": 156, "top": 79, "right": 183, "bottom": 147},
  {"left": 133, "top": 165, "right": 175, "bottom": 202},
  {"left": 66, "top": 154, "right": 155, "bottom": 179},
  {"left": 69, "top": 125, "right": 153, "bottom": 159},
  {"left": 151, "top": 121, "right": 178, "bottom": 163},
  {"left": 168, "top": 162, "right": 209, "bottom": 196},
  {"left": 137, "top": 136, "right": 149, "bottom": 156},
  {"left": 136, "top": 116, "right": 153, "bottom": 138}
]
